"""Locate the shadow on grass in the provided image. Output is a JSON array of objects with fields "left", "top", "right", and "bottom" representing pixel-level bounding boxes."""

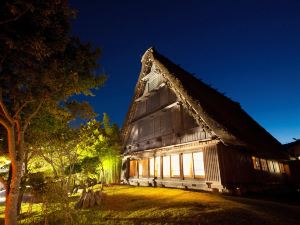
[{"left": 13, "top": 185, "right": 300, "bottom": 225}]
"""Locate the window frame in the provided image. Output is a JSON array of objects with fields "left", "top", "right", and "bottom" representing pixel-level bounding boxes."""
[
  {"left": 155, "top": 156, "right": 161, "bottom": 178},
  {"left": 162, "top": 155, "right": 171, "bottom": 178},
  {"left": 182, "top": 153, "right": 193, "bottom": 178},
  {"left": 260, "top": 158, "right": 268, "bottom": 172},
  {"left": 129, "top": 159, "right": 138, "bottom": 177},
  {"left": 252, "top": 156, "right": 261, "bottom": 170},
  {"left": 193, "top": 152, "right": 205, "bottom": 179},
  {"left": 149, "top": 157, "right": 155, "bottom": 177},
  {"left": 170, "top": 154, "right": 181, "bottom": 178}
]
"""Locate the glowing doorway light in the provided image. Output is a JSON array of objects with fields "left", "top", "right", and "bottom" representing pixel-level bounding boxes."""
[
  {"left": 183, "top": 153, "right": 193, "bottom": 177},
  {"left": 193, "top": 152, "right": 205, "bottom": 176},
  {"left": 163, "top": 156, "right": 170, "bottom": 177},
  {"left": 155, "top": 156, "right": 160, "bottom": 177},
  {"left": 149, "top": 158, "right": 154, "bottom": 177},
  {"left": 138, "top": 161, "right": 143, "bottom": 176},
  {"left": 171, "top": 154, "right": 180, "bottom": 177}
]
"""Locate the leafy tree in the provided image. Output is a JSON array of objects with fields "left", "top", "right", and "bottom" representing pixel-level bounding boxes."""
[
  {"left": 77, "top": 114, "right": 121, "bottom": 190},
  {"left": 0, "top": 1, "right": 105, "bottom": 224}
]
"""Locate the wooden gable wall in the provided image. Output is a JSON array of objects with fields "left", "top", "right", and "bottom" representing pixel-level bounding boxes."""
[{"left": 124, "top": 67, "right": 211, "bottom": 153}]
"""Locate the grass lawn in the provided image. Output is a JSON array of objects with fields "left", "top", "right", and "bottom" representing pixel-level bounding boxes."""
[{"left": 0, "top": 185, "right": 300, "bottom": 224}]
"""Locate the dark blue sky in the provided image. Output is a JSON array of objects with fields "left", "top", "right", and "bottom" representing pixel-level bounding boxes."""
[{"left": 70, "top": 0, "right": 300, "bottom": 144}]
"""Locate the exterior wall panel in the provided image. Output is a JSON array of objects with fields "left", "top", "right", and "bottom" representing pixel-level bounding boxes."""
[{"left": 203, "top": 145, "right": 221, "bottom": 183}]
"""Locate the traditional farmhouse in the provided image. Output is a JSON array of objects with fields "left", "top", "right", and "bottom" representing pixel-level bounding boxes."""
[
  {"left": 284, "top": 140, "right": 300, "bottom": 186},
  {"left": 121, "top": 48, "right": 291, "bottom": 193},
  {"left": 284, "top": 140, "right": 300, "bottom": 160}
]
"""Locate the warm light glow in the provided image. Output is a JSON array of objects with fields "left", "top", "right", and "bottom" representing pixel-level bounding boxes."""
[
  {"left": 129, "top": 160, "right": 137, "bottom": 177},
  {"left": 267, "top": 160, "right": 275, "bottom": 172},
  {"left": 279, "top": 163, "right": 285, "bottom": 173},
  {"left": 163, "top": 156, "right": 170, "bottom": 177},
  {"left": 193, "top": 152, "right": 205, "bottom": 176},
  {"left": 149, "top": 158, "right": 154, "bottom": 176},
  {"left": 138, "top": 161, "right": 143, "bottom": 176},
  {"left": 260, "top": 159, "right": 268, "bottom": 171},
  {"left": 155, "top": 156, "right": 160, "bottom": 177},
  {"left": 273, "top": 161, "right": 280, "bottom": 173},
  {"left": 252, "top": 156, "right": 261, "bottom": 170},
  {"left": 171, "top": 154, "right": 180, "bottom": 177},
  {"left": 183, "top": 153, "right": 193, "bottom": 177}
]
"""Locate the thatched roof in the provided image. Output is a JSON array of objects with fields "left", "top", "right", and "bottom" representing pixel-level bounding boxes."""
[
  {"left": 122, "top": 47, "right": 288, "bottom": 160},
  {"left": 283, "top": 140, "right": 300, "bottom": 157}
]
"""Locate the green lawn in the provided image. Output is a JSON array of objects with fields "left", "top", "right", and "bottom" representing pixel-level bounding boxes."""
[{"left": 1, "top": 185, "right": 300, "bottom": 224}]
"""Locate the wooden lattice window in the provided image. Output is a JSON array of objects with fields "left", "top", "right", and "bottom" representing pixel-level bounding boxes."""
[
  {"left": 193, "top": 152, "right": 205, "bottom": 178},
  {"left": 171, "top": 154, "right": 180, "bottom": 177},
  {"left": 182, "top": 153, "right": 193, "bottom": 178},
  {"left": 129, "top": 160, "right": 138, "bottom": 177},
  {"left": 139, "top": 159, "right": 149, "bottom": 177},
  {"left": 149, "top": 158, "right": 155, "bottom": 177},
  {"left": 273, "top": 161, "right": 280, "bottom": 173},
  {"left": 260, "top": 159, "right": 268, "bottom": 171},
  {"left": 267, "top": 160, "right": 275, "bottom": 173},
  {"left": 163, "top": 156, "right": 170, "bottom": 178},
  {"left": 155, "top": 156, "right": 161, "bottom": 178},
  {"left": 252, "top": 156, "right": 261, "bottom": 170},
  {"left": 279, "top": 163, "right": 285, "bottom": 173}
]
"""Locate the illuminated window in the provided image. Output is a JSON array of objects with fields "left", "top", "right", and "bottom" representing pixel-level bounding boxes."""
[
  {"left": 267, "top": 160, "right": 275, "bottom": 173},
  {"left": 260, "top": 159, "right": 268, "bottom": 171},
  {"left": 279, "top": 163, "right": 285, "bottom": 173},
  {"left": 163, "top": 156, "right": 170, "bottom": 178},
  {"left": 129, "top": 160, "right": 138, "bottom": 177},
  {"left": 193, "top": 152, "right": 205, "bottom": 177},
  {"left": 252, "top": 156, "right": 261, "bottom": 170},
  {"left": 139, "top": 159, "right": 148, "bottom": 177},
  {"left": 149, "top": 158, "right": 154, "bottom": 177},
  {"left": 284, "top": 164, "right": 290, "bottom": 175},
  {"left": 155, "top": 156, "right": 161, "bottom": 177},
  {"left": 273, "top": 161, "right": 280, "bottom": 173},
  {"left": 138, "top": 160, "right": 143, "bottom": 176},
  {"left": 171, "top": 154, "right": 180, "bottom": 177},
  {"left": 183, "top": 153, "right": 193, "bottom": 177}
]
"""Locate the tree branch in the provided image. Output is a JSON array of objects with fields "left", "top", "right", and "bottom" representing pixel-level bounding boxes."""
[
  {"left": 0, "top": 116, "right": 11, "bottom": 131},
  {"left": 14, "top": 119, "right": 21, "bottom": 144},
  {"left": 0, "top": 89, "right": 14, "bottom": 125},
  {"left": 14, "top": 100, "right": 33, "bottom": 119},
  {"left": 35, "top": 148, "right": 58, "bottom": 177},
  {"left": 23, "top": 101, "right": 43, "bottom": 131},
  {"left": 0, "top": 7, "right": 30, "bottom": 25}
]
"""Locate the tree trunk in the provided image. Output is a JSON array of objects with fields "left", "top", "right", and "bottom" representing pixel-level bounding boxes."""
[
  {"left": 17, "top": 189, "right": 24, "bottom": 215},
  {"left": 3, "top": 125, "right": 24, "bottom": 225},
  {"left": 5, "top": 162, "right": 22, "bottom": 225},
  {"left": 17, "top": 150, "right": 28, "bottom": 215},
  {"left": 99, "top": 161, "right": 104, "bottom": 192}
]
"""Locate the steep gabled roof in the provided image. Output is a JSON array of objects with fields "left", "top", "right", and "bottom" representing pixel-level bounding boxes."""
[
  {"left": 122, "top": 47, "right": 288, "bottom": 159},
  {"left": 283, "top": 140, "right": 300, "bottom": 157}
]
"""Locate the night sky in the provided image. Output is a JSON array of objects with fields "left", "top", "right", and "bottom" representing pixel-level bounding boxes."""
[{"left": 69, "top": 0, "right": 300, "bottom": 144}]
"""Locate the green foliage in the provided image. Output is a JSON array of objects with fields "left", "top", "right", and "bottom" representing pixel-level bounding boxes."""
[
  {"left": 77, "top": 114, "right": 121, "bottom": 184},
  {"left": 26, "top": 172, "right": 46, "bottom": 195},
  {"left": 27, "top": 113, "right": 121, "bottom": 192},
  {"left": 0, "top": 0, "right": 106, "bottom": 221},
  {"left": 0, "top": 0, "right": 106, "bottom": 109}
]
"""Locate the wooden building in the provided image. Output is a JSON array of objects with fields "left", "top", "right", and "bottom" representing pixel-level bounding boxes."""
[
  {"left": 284, "top": 140, "right": 300, "bottom": 187},
  {"left": 284, "top": 140, "right": 300, "bottom": 159},
  {"left": 121, "top": 48, "right": 291, "bottom": 193}
]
